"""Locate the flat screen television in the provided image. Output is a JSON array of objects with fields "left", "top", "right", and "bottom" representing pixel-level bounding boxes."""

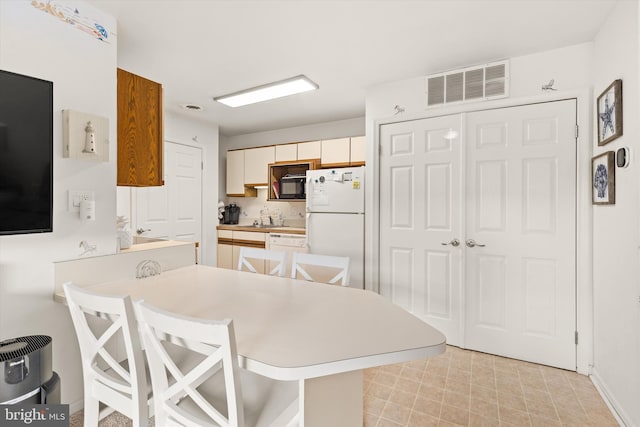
[{"left": 0, "top": 70, "right": 53, "bottom": 235}]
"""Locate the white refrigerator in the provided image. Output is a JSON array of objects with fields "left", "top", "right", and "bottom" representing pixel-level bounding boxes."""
[{"left": 306, "top": 166, "right": 365, "bottom": 289}]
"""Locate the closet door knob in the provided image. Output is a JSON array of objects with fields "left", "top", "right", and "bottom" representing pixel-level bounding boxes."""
[
  {"left": 466, "top": 239, "right": 486, "bottom": 248},
  {"left": 441, "top": 239, "right": 460, "bottom": 247}
]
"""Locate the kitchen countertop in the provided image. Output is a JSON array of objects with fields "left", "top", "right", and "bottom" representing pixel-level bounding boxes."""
[
  {"left": 217, "top": 224, "right": 306, "bottom": 235},
  {"left": 119, "top": 239, "right": 195, "bottom": 252}
]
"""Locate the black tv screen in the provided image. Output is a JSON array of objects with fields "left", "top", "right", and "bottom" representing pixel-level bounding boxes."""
[{"left": 0, "top": 70, "right": 53, "bottom": 235}]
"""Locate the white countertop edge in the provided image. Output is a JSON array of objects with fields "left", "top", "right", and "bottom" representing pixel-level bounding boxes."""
[
  {"left": 119, "top": 240, "right": 195, "bottom": 253},
  {"left": 240, "top": 342, "right": 446, "bottom": 381}
]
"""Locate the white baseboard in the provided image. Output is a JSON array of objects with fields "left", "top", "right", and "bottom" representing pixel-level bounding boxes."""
[
  {"left": 590, "top": 368, "right": 632, "bottom": 427},
  {"left": 68, "top": 398, "right": 83, "bottom": 415}
]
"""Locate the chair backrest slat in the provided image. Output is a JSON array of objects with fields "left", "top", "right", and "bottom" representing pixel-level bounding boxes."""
[
  {"left": 237, "top": 247, "right": 287, "bottom": 277},
  {"left": 290, "top": 252, "right": 350, "bottom": 286}
]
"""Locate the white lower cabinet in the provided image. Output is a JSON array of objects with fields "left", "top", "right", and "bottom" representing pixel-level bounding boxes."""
[
  {"left": 217, "top": 243, "right": 233, "bottom": 269},
  {"left": 217, "top": 229, "right": 266, "bottom": 272}
]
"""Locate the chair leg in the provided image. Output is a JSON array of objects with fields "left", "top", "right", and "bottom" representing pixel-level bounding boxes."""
[
  {"left": 83, "top": 394, "right": 100, "bottom": 427},
  {"left": 131, "top": 403, "right": 148, "bottom": 427}
]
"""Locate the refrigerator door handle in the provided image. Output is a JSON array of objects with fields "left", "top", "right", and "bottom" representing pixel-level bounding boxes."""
[
  {"left": 306, "top": 212, "right": 311, "bottom": 248},
  {"left": 306, "top": 177, "right": 314, "bottom": 212}
]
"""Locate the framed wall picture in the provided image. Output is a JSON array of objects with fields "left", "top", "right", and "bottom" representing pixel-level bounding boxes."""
[
  {"left": 597, "top": 79, "right": 623, "bottom": 146},
  {"left": 592, "top": 151, "right": 615, "bottom": 205}
]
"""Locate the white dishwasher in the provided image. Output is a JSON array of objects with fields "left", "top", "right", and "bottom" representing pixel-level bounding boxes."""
[{"left": 268, "top": 233, "right": 308, "bottom": 277}]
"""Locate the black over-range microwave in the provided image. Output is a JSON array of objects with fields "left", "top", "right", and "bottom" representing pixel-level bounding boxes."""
[{"left": 279, "top": 175, "right": 306, "bottom": 199}]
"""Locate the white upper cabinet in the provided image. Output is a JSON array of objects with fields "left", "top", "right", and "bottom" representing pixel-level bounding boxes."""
[
  {"left": 275, "top": 144, "right": 297, "bottom": 162},
  {"left": 297, "top": 140, "right": 321, "bottom": 160},
  {"left": 226, "top": 150, "right": 245, "bottom": 196},
  {"left": 350, "top": 136, "right": 366, "bottom": 165},
  {"left": 244, "top": 146, "right": 275, "bottom": 185},
  {"left": 321, "top": 138, "right": 350, "bottom": 166}
]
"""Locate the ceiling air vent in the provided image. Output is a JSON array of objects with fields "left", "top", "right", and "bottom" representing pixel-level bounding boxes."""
[{"left": 426, "top": 60, "right": 509, "bottom": 108}]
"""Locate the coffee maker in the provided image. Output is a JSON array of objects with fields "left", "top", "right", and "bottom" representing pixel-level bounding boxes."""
[{"left": 222, "top": 203, "right": 240, "bottom": 224}]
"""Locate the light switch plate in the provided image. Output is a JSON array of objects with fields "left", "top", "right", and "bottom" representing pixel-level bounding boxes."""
[{"left": 62, "top": 110, "right": 109, "bottom": 162}]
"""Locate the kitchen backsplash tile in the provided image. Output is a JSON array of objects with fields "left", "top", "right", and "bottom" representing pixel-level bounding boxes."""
[{"left": 226, "top": 188, "right": 306, "bottom": 227}]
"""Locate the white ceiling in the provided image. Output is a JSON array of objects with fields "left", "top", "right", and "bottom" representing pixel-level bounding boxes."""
[{"left": 88, "top": 0, "right": 617, "bottom": 137}]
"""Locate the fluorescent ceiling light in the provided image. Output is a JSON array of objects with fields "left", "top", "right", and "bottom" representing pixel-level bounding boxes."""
[{"left": 214, "top": 75, "right": 318, "bottom": 107}]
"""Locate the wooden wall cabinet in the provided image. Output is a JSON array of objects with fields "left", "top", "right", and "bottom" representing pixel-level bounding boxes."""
[
  {"left": 268, "top": 160, "right": 318, "bottom": 201},
  {"left": 320, "top": 138, "right": 351, "bottom": 167},
  {"left": 297, "top": 140, "right": 321, "bottom": 160},
  {"left": 320, "top": 136, "right": 366, "bottom": 167},
  {"left": 244, "top": 146, "right": 275, "bottom": 186},
  {"left": 275, "top": 144, "right": 297, "bottom": 162},
  {"left": 226, "top": 150, "right": 258, "bottom": 197},
  {"left": 349, "top": 136, "right": 366, "bottom": 166},
  {"left": 226, "top": 150, "right": 245, "bottom": 196},
  {"left": 117, "top": 68, "right": 164, "bottom": 186},
  {"left": 225, "top": 136, "right": 365, "bottom": 197}
]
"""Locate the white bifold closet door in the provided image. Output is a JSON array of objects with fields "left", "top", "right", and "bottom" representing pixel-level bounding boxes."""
[
  {"left": 379, "top": 100, "right": 577, "bottom": 370},
  {"left": 379, "top": 114, "right": 464, "bottom": 346}
]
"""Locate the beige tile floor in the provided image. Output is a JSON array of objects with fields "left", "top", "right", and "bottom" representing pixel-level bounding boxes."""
[
  {"left": 71, "top": 346, "right": 619, "bottom": 427},
  {"left": 364, "top": 346, "right": 619, "bottom": 427}
]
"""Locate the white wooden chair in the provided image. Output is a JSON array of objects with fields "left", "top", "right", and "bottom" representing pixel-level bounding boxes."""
[
  {"left": 237, "top": 247, "right": 287, "bottom": 277},
  {"left": 290, "top": 252, "right": 351, "bottom": 286},
  {"left": 135, "top": 300, "right": 298, "bottom": 427},
  {"left": 63, "top": 282, "right": 150, "bottom": 426}
]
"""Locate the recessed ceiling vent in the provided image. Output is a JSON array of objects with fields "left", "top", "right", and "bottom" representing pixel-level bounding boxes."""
[
  {"left": 425, "top": 60, "right": 509, "bottom": 107},
  {"left": 181, "top": 104, "right": 203, "bottom": 111}
]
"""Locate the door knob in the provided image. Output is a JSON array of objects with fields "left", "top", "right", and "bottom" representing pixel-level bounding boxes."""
[
  {"left": 441, "top": 239, "right": 460, "bottom": 247},
  {"left": 466, "top": 239, "right": 486, "bottom": 248},
  {"left": 136, "top": 228, "right": 151, "bottom": 235}
]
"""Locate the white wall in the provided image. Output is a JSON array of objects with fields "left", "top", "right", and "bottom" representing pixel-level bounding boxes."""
[
  {"left": 0, "top": 0, "right": 117, "bottom": 409},
  {"left": 590, "top": 2, "right": 640, "bottom": 426}
]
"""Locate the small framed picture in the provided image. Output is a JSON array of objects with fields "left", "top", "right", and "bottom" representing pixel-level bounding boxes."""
[
  {"left": 597, "top": 79, "right": 623, "bottom": 146},
  {"left": 592, "top": 151, "right": 615, "bottom": 205}
]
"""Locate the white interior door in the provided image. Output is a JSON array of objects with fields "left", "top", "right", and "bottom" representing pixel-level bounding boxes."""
[
  {"left": 464, "top": 100, "right": 576, "bottom": 370},
  {"left": 137, "top": 142, "right": 202, "bottom": 256},
  {"left": 379, "top": 100, "right": 577, "bottom": 370},
  {"left": 136, "top": 185, "right": 170, "bottom": 239},
  {"left": 379, "top": 115, "right": 463, "bottom": 345}
]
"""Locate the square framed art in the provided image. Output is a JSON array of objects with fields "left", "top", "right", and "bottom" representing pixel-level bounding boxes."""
[
  {"left": 597, "top": 79, "right": 623, "bottom": 146},
  {"left": 592, "top": 151, "right": 615, "bottom": 205}
]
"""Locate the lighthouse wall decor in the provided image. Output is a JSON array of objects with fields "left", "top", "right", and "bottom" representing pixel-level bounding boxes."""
[{"left": 62, "top": 110, "right": 109, "bottom": 162}]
